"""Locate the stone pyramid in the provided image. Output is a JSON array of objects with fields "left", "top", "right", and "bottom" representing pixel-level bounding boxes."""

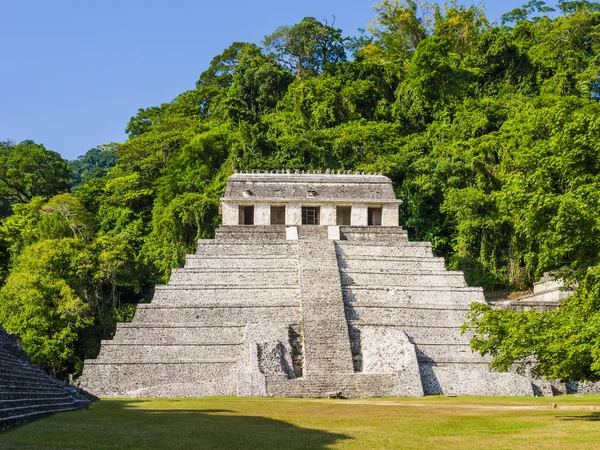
[{"left": 80, "top": 172, "right": 536, "bottom": 397}]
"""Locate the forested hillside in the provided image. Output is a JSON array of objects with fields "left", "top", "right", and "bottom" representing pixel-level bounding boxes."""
[{"left": 1, "top": 0, "right": 599, "bottom": 380}]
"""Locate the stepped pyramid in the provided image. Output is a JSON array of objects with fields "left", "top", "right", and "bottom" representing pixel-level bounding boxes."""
[
  {"left": 0, "top": 328, "right": 90, "bottom": 430},
  {"left": 80, "top": 172, "right": 535, "bottom": 397}
]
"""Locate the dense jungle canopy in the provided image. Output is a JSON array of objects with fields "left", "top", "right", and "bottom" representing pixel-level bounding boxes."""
[{"left": 1, "top": 0, "right": 599, "bottom": 381}]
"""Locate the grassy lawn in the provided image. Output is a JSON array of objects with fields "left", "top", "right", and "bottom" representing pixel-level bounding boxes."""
[{"left": 1, "top": 396, "right": 599, "bottom": 449}]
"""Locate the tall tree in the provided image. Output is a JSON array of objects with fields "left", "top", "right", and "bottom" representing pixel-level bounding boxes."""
[
  {"left": 0, "top": 141, "right": 70, "bottom": 203},
  {"left": 358, "top": 0, "right": 430, "bottom": 63},
  {"left": 68, "top": 147, "right": 118, "bottom": 188},
  {"left": 264, "top": 17, "right": 347, "bottom": 79}
]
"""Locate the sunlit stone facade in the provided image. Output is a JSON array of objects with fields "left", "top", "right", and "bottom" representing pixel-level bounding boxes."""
[{"left": 80, "top": 171, "right": 580, "bottom": 398}]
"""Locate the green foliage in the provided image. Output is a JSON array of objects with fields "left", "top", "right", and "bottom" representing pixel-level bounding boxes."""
[
  {"left": 0, "top": 239, "right": 92, "bottom": 376},
  {"left": 358, "top": 0, "right": 429, "bottom": 63},
  {"left": 40, "top": 193, "right": 95, "bottom": 241},
  {"left": 264, "top": 17, "right": 347, "bottom": 79},
  {"left": 463, "top": 265, "right": 600, "bottom": 381},
  {"left": 0, "top": 140, "right": 70, "bottom": 203},
  {"left": 68, "top": 147, "right": 118, "bottom": 188}
]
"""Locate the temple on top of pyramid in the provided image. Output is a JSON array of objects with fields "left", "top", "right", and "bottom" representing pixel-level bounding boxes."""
[
  {"left": 220, "top": 170, "right": 399, "bottom": 227},
  {"left": 79, "top": 172, "right": 598, "bottom": 399}
]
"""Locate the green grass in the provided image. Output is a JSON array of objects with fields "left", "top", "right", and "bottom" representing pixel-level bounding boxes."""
[{"left": 1, "top": 396, "right": 599, "bottom": 449}]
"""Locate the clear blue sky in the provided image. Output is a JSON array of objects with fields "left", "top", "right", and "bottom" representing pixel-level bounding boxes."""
[{"left": 1, "top": 1, "right": 553, "bottom": 160}]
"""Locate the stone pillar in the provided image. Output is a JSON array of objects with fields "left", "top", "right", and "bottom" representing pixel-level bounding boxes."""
[
  {"left": 254, "top": 203, "right": 270, "bottom": 225},
  {"left": 382, "top": 204, "right": 399, "bottom": 226},
  {"left": 351, "top": 204, "right": 368, "bottom": 226},
  {"left": 320, "top": 204, "right": 336, "bottom": 226},
  {"left": 222, "top": 202, "right": 238, "bottom": 226},
  {"left": 286, "top": 203, "right": 302, "bottom": 226}
]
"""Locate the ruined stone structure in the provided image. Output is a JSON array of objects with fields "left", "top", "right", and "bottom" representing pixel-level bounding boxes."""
[
  {"left": 81, "top": 171, "right": 554, "bottom": 397},
  {"left": 491, "top": 273, "right": 576, "bottom": 313},
  {"left": 0, "top": 328, "right": 90, "bottom": 430},
  {"left": 490, "top": 274, "right": 600, "bottom": 396}
]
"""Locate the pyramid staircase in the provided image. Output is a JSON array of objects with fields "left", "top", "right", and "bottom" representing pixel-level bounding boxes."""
[{"left": 0, "top": 329, "right": 91, "bottom": 430}]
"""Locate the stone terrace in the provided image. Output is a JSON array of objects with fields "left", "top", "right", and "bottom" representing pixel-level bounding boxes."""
[
  {"left": 0, "top": 328, "right": 90, "bottom": 430},
  {"left": 79, "top": 172, "right": 555, "bottom": 398}
]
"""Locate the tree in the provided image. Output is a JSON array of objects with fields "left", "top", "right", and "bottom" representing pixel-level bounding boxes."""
[
  {"left": 40, "top": 193, "right": 95, "bottom": 241},
  {"left": 264, "top": 17, "right": 347, "bottom": 79},
  {"left": 358, "top": 0, "right": 430, "bottom": 63},
  {"left": 68, "top": 147, "right": 118, "bottom": 188},
  {"left": 462, "top": 264, "right": 600, "bottom": 382},
  {"left": 558, "top": 0, "right": 600, "bottom": 14},
  {"left": 218, "top": 46, "right": 293, "bottom": 123},
  {"left": 501, "top": 1, "right": 555, "bottom": 25},
  {"left": 196, "top": 42, "right": 254, "bottom": 92},
  {"left": 0, "top": 140, "right": 70, "bottom": 203},
  {"left": 0, "top": 239, "right": 92, "bottom": 376}
]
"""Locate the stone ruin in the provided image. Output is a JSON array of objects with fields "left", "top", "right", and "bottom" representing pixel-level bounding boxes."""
[
  {"left": 0, "top": 328, "right": 91, "bottom": 430},
  {"left": 491, "top": 273, "right": 576, "bottom": 313},
  {"left": 79, "top": 171, "right": 587, "bottom": 397}
]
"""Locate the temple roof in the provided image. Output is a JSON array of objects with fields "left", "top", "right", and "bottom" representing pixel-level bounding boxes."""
[{"left": 222, "top": 171, "right": 399, "bottom": 203}]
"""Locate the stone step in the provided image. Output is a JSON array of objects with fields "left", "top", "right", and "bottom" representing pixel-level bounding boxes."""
[
  {"left": 265, "top": 373, "right": 404, "bottom": 398},
  {"left": 419, "top": 363, "right": 534, "bottom": 396},
  {"left": 0, "top": 373, "right": 57, "bottom": 386},
  {"left": 215, "top": 226, "right": 287, "bottom": 242},
  {"left": 338, "top": 257, "right": 446, "bottom": 271},
  {"left": 0, "top": 397, "right": 75, "bottom": 409},
  {"left": 0, "top": 353, "right": 29, "bottom": 365},
  {"left": 168, "top": 269, "right": 298, "bottom": 286},
  {"left": 336, "top": 243, "right": 433, "bottom": 258},
  {"left": 346, "top": 307, "right": 470, "bottom": 327},
  {"left": 215, "top": 225, "right": 287, "bottom": 232},
  {"left": 400, "top": 326, "right": 473, "bottom": 345},
  {"left": 339, "top": 227, "right": 409, "bottom": 242},
  {"left": 0, "top": 359, "right": 51, "bottom": 376},
  {"left": 417, "top": 354, "right": 491, "bottom": 364},
  {"left": 79, "top": 362, "right": 239, "bottom": 397},
  {"left": 0, "top": 384, "right": 66, "bottom": 395},
  {"left": 348, "top": 324, "right": 472, "bottom": 346},
  {"left": 0, "top": 379, "right": 65, "bottom": 390},
  {"left": 150, "top": 287, "right": 300, "bottom": 306},
  {"left": 297, "top": 226, "right": 329, "bottom": 240},
  {"left": 111, "top": 324, "right": 244, "bottom": 344},
  {"left": 298, "top": 240, "right": 355, "bottom": 375},
  {"left": 342, "top": 286, "right": 485, "bottom": 306},
  {"left": 341, "top": 271, "right": 468, "bottom": 288},
  {"left": 184, "top": 257, "right": 297, "bottom": 270},
  {"left": 174, "top": 267, "right": 297, "bottom": 273},
  {"left": 85, "top": 358, "right": 237, "bottom": 365},
  {"left": 0, "top": 405, "right": 78, "bottom": 431},
  {"left": 196, "top": 242, "right": 298, "bottom": 258},
  {"left": 96, "top": 343, "right": 241, "bottom": 362},
  {"left": 0, "top": 357, "right": 46, "bottom": 372},
  {"left": 0, "top": 372, "right": 61, "bottom": 390},
  {"left": 0, "top": 391, "right": 73, "bottom": 401},
  {"left": 133, "top": 304, "right": 299, "bottom": 324},
  {"left": 0, "top": 371, "right": 62, "bottom": 386},
  {"left": 344, "top": 301, "right": 480, "bottom": 311},
  {"left": 415, "top": 344, "right": 489, "bottom": 362}
]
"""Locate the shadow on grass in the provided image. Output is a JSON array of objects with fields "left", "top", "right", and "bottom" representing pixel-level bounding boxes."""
[
  {"left": 0, "top": 400, "right": 351, "bottom": 449},
  {"left": 557, "top": 412, "right": 600, "bottom": 422}
]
